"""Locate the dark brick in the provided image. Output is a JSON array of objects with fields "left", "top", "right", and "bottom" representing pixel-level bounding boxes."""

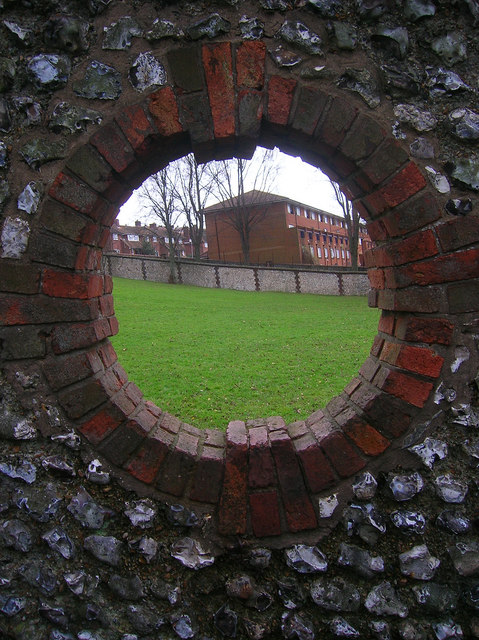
[
  {"left": 125, "top": 427, "right": 173, "bottom": 484},
  {"left": 49, "top": 173, "right": 111, "bottom": 220},
  {"left": 99, "top": 418, "right": 148, "bottom": 466},
  {"left": 167, "top": 46, "right": 204, "bottom": 92},
  {"left": 250, "top": 491, "right": 282, "bottom": 537},
  {"left": 361, "top": 140, "right": 409, "bottom": 185},
  {"left": 157, "top": 431, "right": 199, "bottom": 497},
  {"left": 291, "top": 86, "right": 328, "bottom": 135},
  {"left": 115, "top": 104, "right": 157, "bottom": 157},
  {"left": 352, "top": 385, "right": 413, "bottom": 438},
  {"left": 90, "top": 121, "right": 137, "bottom": 177},
  {"left": 447, "top": 280, "right": 479, "bottom": 313},
  {"left": 321, "top": 431, "right": 366, "bottom": 477},
  {"left": 29, "top": 232, "right": 78, "bottom": 269},
  {"left": 43, "top": 351, "right": 102, "bottom": 391},
  {"left": 177, "top": 93, "right": 213, "bottom": 146},
  {"left": 248, "top": 426, "right": 276, "bottom": 489},
  {"left": 40, "top": 199, "right": 88, "bottom": 242},
  {"left": 66, "top": 145, "right": 124, "bottom": 200},
  {"left": 294, "top": 435, "right": 335, "bottom": 493},
  {"left": 58, "top": 378, "right": 109, "bottom": 419},
  {"left": 437, "top": 215, "right": 479, "bottom": 252},
  {"left": 238, "top": 89, "right": 263, "bottom": 139},
  {"left": 340, "top": 114, "right": 386, "bottom": 162},
  {"left": 317, "top": 96, "right": 358, "bottom": 148},
  {"left": 189, "top": 445, "right": 224, "bottom": 503},
  {"left": 0, "top": 326, "right": 46, "bottom": 359},
  {"left": 0, "top": 295, "right": 97, "bottom": 326},
  {"left": 382, "top": 193, "right": 441, "bottom": 237},
  {"left": 0, "top": 263, "right": 40, "bottom": 294},
  {"left": 218, "top": 421, "right": 248, "bottom": 536}
]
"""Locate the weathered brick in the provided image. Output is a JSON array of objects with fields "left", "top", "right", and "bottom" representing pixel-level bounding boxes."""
[
  {"left": 351, "top": 385, "right": 413, "bottom": 438},
  {"left": 40, "top": 199, "right": 89, "bottom": 242},
  {"left": 189, "top": 445, "right": 224, "bottom": 503},
  {"left": 287, "top": 421, "right": 309, "bottom": 440},
  {"left": 78, "top": 404, "right": 125, "bottom": 444},
  {"left": 160, "top": 412, "right": 182, "bottom": 434},
  {"left": 370, "top": 335, "right": 384, "bottom": 358},
  {"left": 0, "top": 295, "right": 97, "bottom": 326},
  {"left": 124, "top": 381, "right": 143, "bottom": 406},
  {"left": 218, "top": 421, "right": 248, "bottom": 535},
  {"left": 269, "top": 430, "right": 317, "bottom": 533},
  {"left": 90, "top": 121, "right": 137, "bottom": 176},
  {"left": 392, "top": 249, "right": 479, "bottom": 289},
  {"left": 321, "top": 431, "right": 366, "bottom": 477},
  {"left": 383, "top": 344, "right": 444, "bottom": 378},
  {"left": 177, "top": 93, "right": 213, "bottom": 146},
  {"left": 359, "top": 356, "right": 380, "bottom": 382},
  {"left": 236, "top": 41, "right": 266, "bottom": 89},
  {"left": 317, "top": 96, "right": 358, "bottom": 148},
  {"left": 248, "top": 426, "right": 276, "bottom": 489},
  {"left": 340, "top": 114, "right": 386, "bottom": 162},
  {"left": 202, "top": 43, "right": 235, "bottom": 139},
  {"left": 125, "top": 427, "right": 173, "bottom": 484},
  {"left": 361, "top": 140, "right": 409, "bottom": 185},
  {"left": 436, "top": 215, "right": 479, "bottom": 252},
  {"left": 447, "top": 280, "right": 479, "bottom": 313},
  {"left": 368, "top": 268, "right": 385, "bottom": 290},
  {"left": 337, "top": 409, "right": 390, "bottom": 457},
  {"left": 148, "top": 86, "right": 183, "bottom": 137},
  {"left": 291, "top": 86, "right": 328, "bottom": 135},
  {"left": 250, "top": 491, "right": 282, "bottom": 537},
  {"left": 58, "top": 378, "right": 109, "bottom": 419},
  {"left": 267, "top": 76, "right": 296, "bottom": 126},
  {"left": 382, "top": 193, "right": 441, "bottom": 237},
  {"left": 294, "top": 435, "right": 336, "bottom": 493},
  {"left": 379, "top": 162, "right": 427, "bottom": 208},
  {"left": 365, "top": 219, "right": 388, "bottom": 243},
  {"left": 0, "top": 263, "right": 40, "bottom": 294},
  {"left": 0, "top": 326, "right": 46, "bottom": 359},
  {"left": 30, "top": 232, "right": 79, "bottom": 269},
  {"left": 99, "top": 417, "right": 148, "bottom": 466},
  {"left": 43, "top": 351, "right": 102, "bottom": 391},
  {"left": 379, "top": 287, "right": 443, "bottom": 313},
  {"left": 115, "top": 104, "right": 157, "bottom": 156},
  {"left": 167, "top": 45, "right": 204, "bottom": 92},
  {"left": 378, "top": 312, "right": 395, "bottom": 335},
  {"left": 66, "top": 144, "right": 124, "bottom": 200},
  {"left": 395, "top": 316, "right": 454, "bottom": 345},
  {"left": 344, "top": 377, "right": 362, "bottom": 397},
  {"left": 326, "top": 395, "right": 349, "bottom": 418},
  {"left": 49, "top": 173, "right": 111, "bottom": 220},
  {"left": 42, "top": 270, "right": 104, "bottom": 299},
  {"left": 238, "top": 89, "right": 263, "bottom": 139},
  {"left": 374, "top": 366, "right": 433, "bottom": 408}
]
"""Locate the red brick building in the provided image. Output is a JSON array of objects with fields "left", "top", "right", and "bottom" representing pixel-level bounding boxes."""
[{"left": 204, "top": 191, "right": 372, "bottom": 267}]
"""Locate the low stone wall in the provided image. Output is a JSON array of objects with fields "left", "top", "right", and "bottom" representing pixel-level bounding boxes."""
[{"left": 104, "top": 254, "right": 370, "bottom": 296}]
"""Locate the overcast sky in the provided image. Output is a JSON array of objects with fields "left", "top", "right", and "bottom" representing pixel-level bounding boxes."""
[{"left": 118, "top": 147, "right": 344, "bottom": 226}]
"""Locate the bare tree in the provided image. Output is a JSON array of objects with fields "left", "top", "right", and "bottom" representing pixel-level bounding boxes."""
[
  {"left": 329, "top": 180, "right": 360, "bottom": 269},
  {"left": 206, "top": 148, "right": 279, "bottom": 264},
  {"left": 138, "top": 169, "right": 181, "bottom": 283}
]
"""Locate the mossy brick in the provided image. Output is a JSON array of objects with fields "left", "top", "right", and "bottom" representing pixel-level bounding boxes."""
[
  {"left": 115, "top": 104, "right": 157, "bottom": 156},
  {"left": 250, "top": 491, "right": 282, "bottom": 537},
  {"left": 79, "top": 404, "right": 126, "bottom": 445},
  {"left": 0, "top": 263, "right": 40, "bottom": 294},
  {"left": 0, "top": 326, "right": 46, "bottom": 359},
  {"left": 43, "top": 351, "right": 102, "bottom": 391},
  {"left": 218, "top": 421, "right": 248, "bottom": 535},
  {"left": 320, "top": 431, "right": 366, "bottom": 477},
  {"left": 395, "top": 317, "right": 454, "bottom": 345},
  {"left": 99, "top": 418, "right": 149, "bottom": 466},
  {"left": 0, "top": 295, "right": 98, "bottom": 326},
  {"left": 167, "top": 46, "right": 204, "bottom": 92},
  {"left": 90, "top": 121, "right": 137, "bottom": 176},
  {"left": 30, "top": 232, "right": 78, "bottom": 269},
  {"left": 40, "top": 199, "right": 89, "bottom": 242},
  {"left": 189, "top": 445, "right": 225, "bottom": 503},
  {"left": 291, "top": 86, "right": 328, "bottom": 136},
  {"left": 238, "top": 89, "right": 263, "bottom": 138},
  {"left": 267, "top": 76, "right": 296, "bottom": 126},
  {"left": 294, "top": 435, "right": 335, "bottom": 493},
  {"left": 42, "top": 270, "right": 103, "bottom": 299},
  {"left": 340, "top": 114, "right": 386, "bottom": 162},
  {"left": 148, "top": 86, "right": 183, "bottom": 137},
  {"left": 269, "top": 430, "right": 317, "bottom": 533},
  {"left": 316, "top": 96, "right": 358, "bottom": 148},
  {"left": 66, "top": 145, "right": 124, "bottom": 200},
  {"left": 248, "top": 426, "right": 276, "bottom": 489},
  {"left": 203, "top": 43, "right": 235, "bottom": 139},
  {"left": 374, "top": 367, "right": 433, "bottom": 408},
  {"left": 49, "top": 172, "right": 112, "bottom": 219},
  {"left": 125, "top": 427, "right": 174, "bottom": 484},
  {"left": 360, "top": 140, "right": 409, "bottom": 185},
  {"left": 447, "top": 280, "right": 479, "bottom": 313},
  {"left": 382, "top": 193, "right": 441, "bottom": 237},
  {"left": 58, "top": 378, "right": 109, "bottom": 419},
  {"left": 437, "top": 215, "right": 479, "bottom": 252},
  {"left": 392, "top": 286, "right": 444, "bottom": 313},
  {"left": 177, "top": 93, "right": 213, "bottom": 145}
]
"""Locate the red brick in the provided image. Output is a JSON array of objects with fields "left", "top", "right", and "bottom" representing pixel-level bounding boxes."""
[
  {"left": 385, "top": 229, "right": 438, "bottom": 267},
  {"left": 81, "top": 222, "right": 101, "bottom": 246},
  {"left": 49, "top": 172, "right": 111, "bottom": 220},
  {"left": 370, "top": 335, "right": 384, "bottom": 357},
  {"left": 42, "top": 270, "right": 103, "bottom": 299},
  {"left": 378, "top": 312, "right": 396, "bottom": 335},
  {"left": 361, "top": 140, "right": 409, "bottom": 185},
  {"left": 236, "top": 41, "right": 266, "bottom": 89},
  {"left": 320, "top": 431, "right": 366, "bottom": 477},
  {"left": 269, "top": 430, "right": 317, "bottom": 533},
  {"left": 318, "top": 96, "right": 358, "bottom": 148},
  {"left": 393, "top": 345, "right": 444, "bottom": 378},
  {"left": 374, "top": 367, "right": 433, "bottom": 408},
  {"left": 383, "top": 193, "right": 441, "bottom": 237},
  {"left": 395, "top": 316, "right": 454, "bottom": 345},
  {"left": 379, "top": 162, "right": 427, "bottom": 208},
  {"left": 294, "top": 435, "right": 335, "bottom": 493},
  {"left": 366, "top": 219, "right": 389, "bottom": 242},
  {"left": 291, "top": 86, "right": 328, "bottom": 135},
  {"left": 250, "top": 491, "right": 282, "bottom": 537},
  {"left": 368, "top": 268, "right": 385, "bottom": 289},
  {"left": 337, "top": 410, "right": 390, "bottom": 457},
  {"left": 115, "top": 104, "right": 157, "bottom": 156},
  {"left": 125, "top": 427, "right": 173, "bottom": 484},
  {"left": 79, "top": 404, "right": 125, "bottom": 444},
  {"left": 394, "top": 249, "right": 479, "bottom": 288},
  {"left": 436, "top": 215, "right": 479, "bottom": 252},
  {"left": 218, "top": 421, "right": 248, "bottom": 535},
  {"left": 99, "top": 417, "right": 148, "bottom": 466},
  {"left": 148, "top": 86, "right": 183, "bottom": 137},
  {"left": 189, "top": 445, "right": 224, "bottom": 503},
  {"left": 267, "top": 76, "right": 296, "bottom": 126},
  {"left": 75, "top": 247, "right": 103, "bottom": 272},
  {"left": 202, "top": 43, "right": 235, "bottom": 139},
  {"left": 340, "top": 114, "right": 386, "bottom": 162},
  {"left": 99, "top": 294, "right": 114, "bottom": 317},
  {"left": 90, "top": 121, "right": 137, "bottom": 176},
  {"left": 248, "top": 427, "right": 276, "bottom": 489},
  {"left": 109, "top": 316, "right": 119, "bottom": 336}
]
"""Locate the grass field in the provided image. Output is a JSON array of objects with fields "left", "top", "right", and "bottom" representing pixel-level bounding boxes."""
[{"left": 110, "top": 278, "right": 380, "bottom": 430}]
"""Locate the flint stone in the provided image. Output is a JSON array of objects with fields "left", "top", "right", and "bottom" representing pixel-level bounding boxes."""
[
  {"left": 0, "top": 57, "right": 15, "bottom": 93},
  {"left": 435, "top": 475, "right": 468, "bottom": 503},
  {"left": 432, "top": 620, "right": 463, "bottom": 639},
  {"left": 404, "top": 0, "right": 436, "bottom": 20},
  {"left": 18, "top": 561, "right": 57, "bottom": 594},
  {"left": 102, "top": 17, "right": 142, "bottom": 49},
  {"left": 333, "top": 22, "right": 357, "bottom": 50},
  {"left": 464, "top": 584, "right": 479, "bottom": 610},
  {"left": 124, "top": 498, "right": 157, "bottom": 528},
  {"left": 445, "top": 199, "right": 473, "bottom": 216},
  {"left": 259, "top": 0, "right": 290, "bottom": 10},
  {"left": 85, "top": 458, "right": 110, "bottom": 484},
  {"left": 73, "top": 61, "right": 122, "bottom": 100},
  {"left": 277, "top": 21, "right": 323, "bottom": 55},
  {"left": 187, "top": 13, "right": 231, "bottom": 39},
  {"left": 393, "top": 104, "right": 437, "bottom": 132},
  {"left": 129, "top": 535, "right": 158, "bottom": 562},
  {"left": 51, "top": 431, "right": 81, "bottom": 450},
  {"left": 381, "top": 63, "right": 421, "bottom": 96},
  {"left": 42, "top": 526, "right": 75, "bottom": 559},
  {"left": 146, "top": 18, "right": 184, "bottom": 41},
  {"left": 0, "top": 594, "right": 26, "bottom": 617},
  {"left": 357, "top": 0, "right": 392, "bottom": 19},
  {"left": 277, "top": 578, "right": 307, "bottom": 609},
  {"left": 3, "top": 20, "right": 32, "bottom": 45},
  {"left": 27, "top": 54, "right": 71, "bottom": 90},
  {"left": 372, "top": 26, "right": 409, "bottom": 59},
  {"left": 0, "top": 412, "right": 36, "bottom": 440},
  {"left": 171, "top": 537, "right": 215, "bottom": 569},
  {"left": 310, "top": 577, "right": 360, "bottom": 612},
  {"left": 84, "top": 534, "right": 122, "bottom": 566},
  {"left": 432, "top": 32, "right": 467, "bottom": 65},
  {"left": 337, "top": 68, "right": 380, "bottom": 108},
  {"left": 44, "top": 15, "right": 89, "bottom": 53},
  {"left": 450, "top": 403, "right": 479, "bottom": 427},
  {"left": 410, "top": 138, "right": 435, "bottom": 159},
  {"left": 1, "top": 217, "right": 30, "bottom": 259},
  {"left": 108, "top": 574, "right": 144, "bottom": 600},
  {"left": 13, "top": 483, "right": 61, "bottom": 521},
  {"left": 427, "top": 166, "right": 451, "bottom": 193},
  {"left": 0, "top": 140, "right": 7, "bottom": 168},
  {"left": 365, "top": 582, "right": 408, "bottom": 618},
  {"left": 308, "top": 0, "right": 342, "bottom": 17},
  {"left": 127, "top": 604, "right": 166, "bottom": 634},
  {"left": 343, "top": 503, "right": 386, "bottom": 545},
  {"left": 1, "top": 458, "right": 36, "bottom": 484},
  {"left": 0, "top": 519, "right": 33, "bottom": 552},
  {"left": 281, "top": 611, "right": 315, "bottom": 640},
  {"left": 437, "top": 509, "right": 470, "bottom": 534},
  {"left": 369, "top": 620, "right": 391, "bottom": 640},
  {"left": 464, "top": 438, "right": 479, "bottom": 466},
  {"left": 239, "top": 16, "right": 264, "bottom": 40},
  {"left": 426, "top": 68, "right": 469, "bottom": 97},
  {"left": 337, "top": 542, "right": 384, "bottom": 578},
  {"left": 389, "top": 471, "right": 424, "bottom": 501},
  {"left": 448, "top": 541, "right": 479, "bottom": 576},
  {"left": 318, "top": 493, "right": 338, "bottom": 517},
  {"left": 412, "top": 583, "right": 458, "bottom": 613},
  {"left": 226, "top": 575, "right": 254, "bottom": 600},
  {"left": 285, "top": 544, "right": 328, "bottom": 573},
  {"left": 399, "top": 544, "right": 440, "bottom": 580},
  {"left": 49, "top": 102, "right": 102, "bottom": 133},
  {"left": 39, "top": 602, "right": 68, "bottom": 628},
  {"left": 249, "top": 548, "right": 271, "bottom": 568},
  {"left": 12, "top": 95, "right": 42, "bottom": 126},
  {"left": 390, "top": 510, "right": 426, "bottom": 534},
  {"left": 409, "top": 437, "right": 448, "bottom": 468},
  {"left": 42, "top": 454, "right": 75, "bottom": 476},
  {"left": 214, "top": 604, "right": 238, "bottom": 637},
  {"left": 172, "top": 613, "right": 197, "bottom": 639},
  {"left": 19, "top": 138, "right": 67, "bottom": 170},
  {"left": 150, "top": 578, "right": 181, "bottom": 604},
  {"left": 167, "top": 503, "right": 199, "bottom": 527},
  {"left": 63, "top": 570, "right": 99, "bottom": 596},
  {"left": 269, "top": 45, "right": 303, "bottom": 68},
  {"left": 68, "top": 487, "right": 114, "bottom": 528},
  {"left": 129, "top": 52, "right": 167, "bottom": 92},
  {"left": 352, "top": 472, "right": 377, "bottom": 500},
  {"left": 449, "top": 108, "right": 479, "bottom": 141},
  {"left": 330, "top": 616, "right": 360, "bottom": 637}
]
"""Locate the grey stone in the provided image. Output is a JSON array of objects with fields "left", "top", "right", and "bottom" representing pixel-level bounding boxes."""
[
  {"left": 352, "top": 472, "right": 378, "bottom": 500},
  {"left": 108, "top": 574, "right": 145, "bottom": 600},
  {"left": 124, "top": 498, "right": 157, "bottom": 528},
  {"left": 307, "top": 0, "right": 342, "bottom": 17},
  {"left": 0, "top": 458, "right": 36, "bottom": 484},
  {"left": 450, "top": 403, "right": 479, "bottom": 427},
  {"left": 1, "top": 217, "right": 30, "bottom": 258},
  {"left": 432, "top": 32, "right": 467, "bottom": 66},
  {"left": 0, "top": 594, "right": 26, "bottom": 617},
  {"left": 447, "top": 154, "right": 479, "bottom": 189},
  {"left": 333, "top": 22, "right": 358, "bottom": 50},
  {"left": 18, "top": 561, "right": 57, "bottom": 594},
  {"left": 39, "top": 602, "right": 69, "bottom": 628},
  {"left": 448, "top": 541, "right": 479, "bottom": 576},
  {"left": 150, "top": 578, "right": 181, "bottom": 604},
  {"left": 84, "top": 534, "right": 122, "bottom": 566},
  {"left": 449, "top": 108, "right": 479, "bottom": 141},
  {"left": 42, "top": 526, "right": 75, "bottom": 559},
  {"left": 17, "top": 181, "right": 41, "bottom": 215},
  {"left": 398, "top": 620, "right": 427, "bottom": 640},
  {"left": 171, "top": 537, "right": 215, "bottom": 569},
  {"left": 281, "top": 611, "right": 315, "bottom": 640},
  {"left": 410, "top": 138, "right": 435, "bottom": 159},
  {"left": 248, "top": 548, "right": 271, "bottom": 568},
  {"left": 44, "top": 15, "right": 89, "bottom": 53},
  {"left": 369, "top": 620, "right": 391, "bottom": 640},
  {"left": 51, "top": 431, "right": 81, "bottom": 450},
  {"left": 432, "top": 620, "right": 463, "bottom": 639},
  {"left": 269, "top": 45, "right": 303, "bottom": 68},
  {"left": 310, "top": 577, "right": 360, "bottom": 612},
  {"left": 426, "top": 67, "right": 469, "bottom": 97},
  {"left": 404, "top": 0, "right": 436, "bottom": 20},
  {"left": 373, "top": 26, "right": 409, "bottom": 59},
  {"left": 171, "top": 613, "right": 197, "bottom": 639},
  {"left": 102, "top": 17, "right": 142, "bottom": 49},
  {"left": 0, "top": 57, "right": 16, "bottom": 93},
  {"left": 63, "top": 570, "right": 99, "bottom": 596},
  {"left": 73, "top": 61, "right": 122, "bottom": 100},
  {"left": 49, "top": 102, "right": 102, "bottom": 133},
  {"left": 3, "top": 20, "right": 32, "bottom": 45},
  {"left": 330, "top": 616, "right": 360, "bottom": 637},
  {"left": 463, "top": 438, "right": 479, "bottom": 466},
  {"left": 127, "top": 604, "right": 166, "bottom": 634},
  {"left": 390, "top": 510, "right": 426, "bottom": 534},
  {"left": 68, "top": 487, "right": 114, "bottom": 528},
  {"left": 0, "top": 140, "right": 7, "bottom": 168},
  {"left": 0, "top": 519, "right": 33, "bottom": 552},
  {"left": 365, "top": 582, "right": 408, "bottom": 618},
  {"left": 129, "top": 535, "right": 158, "bottom": 562},
  {"left": 27, "top": 54, "right": 71, "bottom": 90},
  {"left": 437, "top": 508, "right": 470, "bottom": 534},
  {"left": 389, "top": 471, "right": 424, "bottom": 501},
  {"left": 393, "top": 104, "right": 437, "bottom": 132},
  {"left": 435, "top": 474, "right": 468, "bottom": 503},
  {"left": 0, "top": 97, "right": 11, "bottom": 132},
  {"left": 239, "top": 16, "right": 264, "bottom": 40},
  {"left": 337, "top": 542, "right": 384, "bottom": 578},
  {"left": 381, "top": 63, "right": 421, "bottom": 96},
  {"left": 342, "top": 503, "right": 386, "bottom": 545},
  {"left": 129, "top": 52, "right": 167, "bottom": 92},
  {"left": 167, "top": 503, "right": 200, "bottom": 527},
  {"left": 277, "top": 21, "right": 323, "bottom": 55},
  {"left": 13, "top": 483, "right": 62, "bottom": 521},
  {"left": 285, "top": 544, "right": 328, "bottom": 573},
  {"left": 214, "top": 604, "right": 238, "bottom": 637},
  {"left": 337, "top": 68, "right": 380, "bottom": 108},
  {"left": 399, "top": 544, "right": 440, "bottom": 580},
  {"left": 146, "top": 18, "right": 184, "bottom": 41},
  {"left": 357, "top": 0, "right": 392, "bottom": 19},
  {"left": 187, "top": 13, "right": 231, "bottom": 40},
  {"left": 85, "top": 459, "right": 110, "bottom": 484},
  {"left": 409, "top": 437, "right": 448, "bottom": 468},
  {"left": 412, "top": 583, "right": 458, "bottom": 613},
  {"left": 19, "top": 138, "right": 68, "bottom": 170},
  {"left": 277, "top": 578, "right": 307, "bottom": 609},
  {"left": 445, "top": 199, "right": 473, "bottom": 216}
]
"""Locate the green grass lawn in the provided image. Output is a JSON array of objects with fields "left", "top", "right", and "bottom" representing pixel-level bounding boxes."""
[{"left": 110, "top": 278, "right": 380, "bottom": 430}]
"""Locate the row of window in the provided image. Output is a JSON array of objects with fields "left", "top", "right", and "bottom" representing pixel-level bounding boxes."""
[
  {"left": 298, "top": 230, "right": 349, "bottom": 246},
  {"left": 316, "top": 247, "right": 350, "bottom": 259},
  {"left": 287, "top": 204, "right": 345, "bottom": 227}
]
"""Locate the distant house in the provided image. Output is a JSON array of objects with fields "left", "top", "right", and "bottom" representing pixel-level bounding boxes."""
[
  {"left": 105, "top": 220, "right": 208, "bottom": 259},
  {"left": 204, "top": 191, "right": 372, "bottom": 267}
]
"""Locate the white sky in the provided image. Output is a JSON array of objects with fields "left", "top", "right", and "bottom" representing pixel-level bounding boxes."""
[{"left": 118, "top": 148, "right": 344, "bottom": 226}]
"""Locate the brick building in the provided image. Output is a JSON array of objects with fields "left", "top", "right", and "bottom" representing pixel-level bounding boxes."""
[{"left": 204, "top": 191, "right": 372, "bottom": 267}]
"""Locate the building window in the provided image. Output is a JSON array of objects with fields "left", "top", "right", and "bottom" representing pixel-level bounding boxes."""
[
  {"left": 300, "top": 230, "right": 305, "bottom": 239},
  {"left": 347, "top": 250, "right": 350, "bottom": 258},
  {"left": 342, "top": 249, "right": 345, "bottom": 259},
  {"left": 204, "top": 241, "right": 208, "bottom": 248},
  {"left": 308, "top": 232, "right": 313, "bottom": 241},
  {"left": 296, "top": 207, "right": 301, "bottom": 216},
  {"left": 152, "top": 236, "right": 157, "bottom": 242},
  {"left": 127, "top": 234, "right": 139, "bottom": 241},
  {"left": 324, "top": 247, "right": 328, "bottom": 258},
  {"left": 164, "top": 237, "right": 169, "bottom": 243},
  {"left": 306, "top": 210, "right": 310, "bottom": 219},
  {"left": 315, "top": 233, "right": 320, "bottom": 242},
  {"left": 336, "top": 248, "right": 340, "bottom": 258},
  {"left": 112, "top": 233, "right": 118, "bottom": 240},
  {"left": 317, "top": 246, "right": 322, "bottom": 258},
  {"left": 287, "top": 204, "right": 294, "bottom": 214},
  {"left": 311, "top": 212, "right": 316, "bottom": 220}
]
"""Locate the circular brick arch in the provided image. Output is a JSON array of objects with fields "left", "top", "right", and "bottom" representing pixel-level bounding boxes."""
[{"left": 1, "top": 2, "right": 478, "bottom": 544}]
